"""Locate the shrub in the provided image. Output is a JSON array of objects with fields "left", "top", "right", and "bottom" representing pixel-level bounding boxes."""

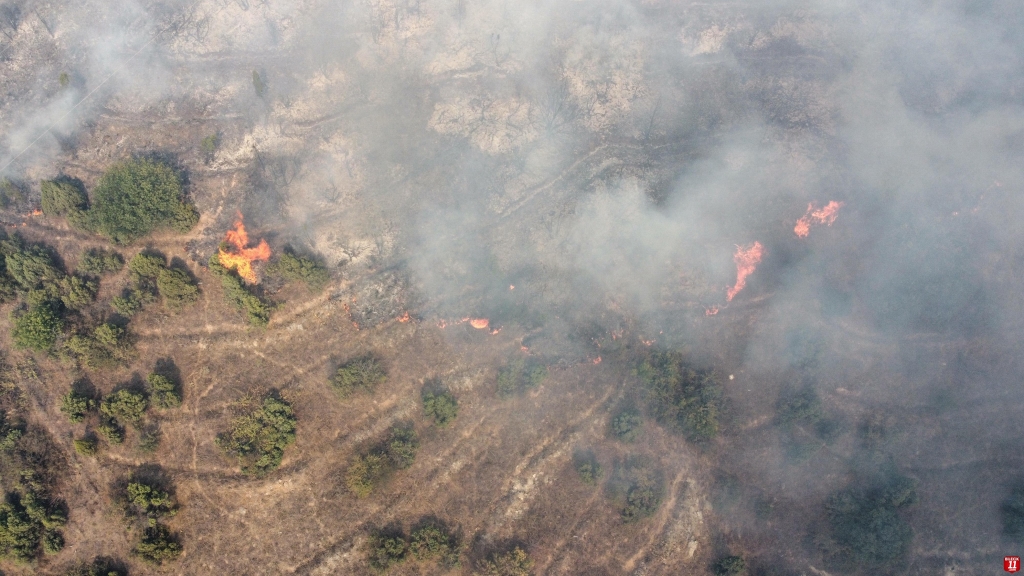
[
  {"left": 111, "top": 290, "right": 147, "bottom": 317},
  {"left": 621, "top": 459, "right": 663, "bottom": 522},
  {"left": 40, "top": 178, "right": 87, "bottom": 218},
  {"left": 637, "top": 351, "right": 723, "bottom": 442},
  {"left": 156, "top": 267, "right": 199, "bottom": 309},
  {"left": 4, "top": 243, "right": 61, "bottom": 291},
  {"left": 11, "top": 304, "right": 63, "bottom": 351},
  {"left": 138, "top": 428, "right": 160, "bottom": 453},
  {"left": 346, "top": 452, "right": 388, "bottom": 498},
  {"left": 331, "top": 356, "right": 386, "bottom": 398},
  {"left": 822, "top": 473, "right": 917, "bottom": 569},
  {"left": 89, "top": 159, "right": 198, "bottom": 244},
  {"left": 208, "top": 255, "right": 272, "bottom": 326},
  {"left": 611, "top": 409, "right": 642, "bottom": 443},
  {"left": 63, "top": 557, "right": 128, "bottom": 576},
  {"left": 79, "top": 248, "right": 124, "bottom": 275},
  {"left": 1004, "top": 486, "right": 1024, "bottom": 543},
  {"left": 409, "top": 521, "right": 460, "bottom": 565},
  {"left": 478, "top": 546, "right": 533, "bottom": 576},
  {"left": 422, "top": 388, "right": 458, "bottom": 427},
  {"left": 60, "top": 390, "right": 94, "bottom": 423},
  {"left": 200, "top": 133, "right": 219, "bottom": 156},
  {"left": 269, "top": 250, "right": 329, "bottom": 289},
  {"left": 97, "top": 420, "right": 124, "bottom": 444},
  {"left": 147, "top": 374, "right": 181, "bottom": 409},
  {"left": 73, "top": 437, "right": 97, "bottom": 456},
  {"left": 126, "top": 481, "right": 177, "bottom": 520},
  {"left": 574, "top": 453, "right": 602, "bottom": 486},
  {"left": 386, "top": 424, "right": 418, "bottom": 469},
  {"left": 66, "top": 323, "right": 134, "bottom": 368},
  {"left": 497, "top": 357, "right": 548, "bottom": 397},
  {"left": 57, "top": 275, "right": 98, "bottom": 310},
  {"left": 216, "top": 395, "right": 297, "bottom": 477},
  {"left": 713, "top": 555, "right": 747, "bottom": 576},
  {"left": 367, "top": 529, "right": 407, "bottom": 572},
  {"left": 0, "top": 490, "right": 67, "bottom": 562},
  {"left": 776, "top": 388, "right": 823, "bottom": 427},
  {"left": 127, "top": 253, "right": 164, "bottom": 280},
  {"left": 100, "top": 389, "right": 148, "bottom": 426},
  {"left": 0, "top": 178, "right": 27, "bottom": 207},
  {"left": 133, "top": 524, "right": 181, "bottom": 564}
]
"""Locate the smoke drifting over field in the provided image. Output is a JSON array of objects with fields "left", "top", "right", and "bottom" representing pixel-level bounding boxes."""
[{"left": 2, "top": 0, "right": 1024, "bottom": 572}]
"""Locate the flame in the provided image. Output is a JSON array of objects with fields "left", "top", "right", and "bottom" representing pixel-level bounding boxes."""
[
  {"left": 592, "top": 356, "right": 602, "bottom": 365},
  {"left": 397, "top": 311, "right": 411, "bottom": 323},
  {"left": 218, "top": 214, "right": 271, "bottom": 283},
  {"left": 726, "top": 241, "right": 764, "bottom": 302},
  {"left": 705, "top": 305, "right": 720, "bottom": 316},
  {"left": 794, "top": 201, "right": 844, "bottom": 238},
  {"left": 469, "top": 318, "right": 490, "bottom": 330},
  {"left": 30, "top": 209, "right": 42, "bottom": 216}
]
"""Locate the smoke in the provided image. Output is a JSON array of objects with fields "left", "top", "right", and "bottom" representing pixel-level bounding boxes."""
[{"left": 3, "top": 0, "right": 1024, "bottom": 571}]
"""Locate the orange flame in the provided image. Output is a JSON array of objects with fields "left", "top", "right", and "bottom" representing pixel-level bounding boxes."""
[
  {"left": 726, "top": 241, "right": 764, "bottom": 302},
  {"left": 592, "top": 356, "right": 602, "bottom": 365},
  {"left": 469, "top": 318, "right": 490, "bottom": 330},
  {"left": 397, "top": 311, "right": 412, "bottom": 323},
  {"left": 705, "top": 305, "right": 720, "bottom": 316},
  {"left": 30, "top": 209, "right": 42, "bottom": 216},
  {"left": 794, "top": 201, "right": 844, "bottom": 238},
  {"left": 218, "top": 213, "right": 271, "bottom": 283}
]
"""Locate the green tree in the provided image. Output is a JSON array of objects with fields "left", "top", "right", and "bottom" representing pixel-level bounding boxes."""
[
  {"left": 63, "top": 557, "right": 128, "bottom": 576},
  {"left": 97, "top": 420, "right": 124, "bottom": 444},
  {"left": 621, "top": 459, "right": 663, "bottom": 522},
  {"left": 269, "top": 250, "right": 329, "bottom": 289},
  {"left": 823, "top": 474, "right": 917, "bottom": 569},
  {"left": 497, "top": 357, "right": 548, "bottom": 398},
  {"left": 66, "top": 323, "right": 134, "bottom": 368},
  {"left": 147, "top": 374, "right": 181, "bottom": 409},
  {"left": 127, "top": 253, "right": 164, "bottom": 280},
  {"left": 422, "top": 388, "right": 458, "bottom": 427},
  {"left": 60, "top": 390, "right": 94, "bottom": 423},
  {"left": 366, "top": 529, "right": 407, "bottom": 572},
  {"left": 89, "top": 159, "right": 198, "bottom": 244},
  {"left": 57, "top": 275, "right": 98, "bottom": 310},
  {"left": 409, "top": 521, "right": 460, "bottom": 566},
  {"left": 713, "top": 555, "right": 747, "bottom": 576},
  {"left": 346, "top": 453, "right": 388, "bottom": 498},
  {"left": 611, "top": 409, "right": 642, "bottom": 443},
  {"left": 156, "top": 267, "right": 199, "bottom": 309},
  {"left": 331, "top": 356, "right": 386, "bottom": 398},
  {"left": 208, "top": 255, "right": 272, "bottom": 326},
  {"left": 73, "top": 437, "right": 97, "bottom": 456},
  {"left": 574, "top": 452, "right": 602, "bottom": 486},
  {"left": 100, "top": 389, "right": 148, "bottom": 426},
  {"left": 40, "top": 178, "right": 87, "bottom": 217},
  {"left": 11, "top": 304, "right": 62, "bottom": 351},
  {"left": 637, "top": 351, "right": 723, "bottom": 442},
  {"left": 4, "top": 244, "right": 61, "bottom": 291},
  {"left": 126, "top": 481, "right": 177, "bottom": 520},
  {"left": 133, "top": 524, "right": 181, "bottom": 564},
  {"left": 79, "top": 248, "right": 124, "bottom": 275},
  {"left": 216, "top": 395, "right": 297, "bottom": 477},
  {"left": 478, "top": 546, "right": 533, "bottom": 576},
  {"left": 386, "top": 424, "right": 418, "bottom": 469}
]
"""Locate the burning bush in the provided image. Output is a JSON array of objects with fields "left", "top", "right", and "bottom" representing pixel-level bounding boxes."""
[
  {"left": 208, "top": 254, "right": 273, "bottom": 326},
  {"left": 637, "top": 351, "right": 723, "bottom": 442},
  {"left": 331, "top": 355, "right": 387, "bottom": 399},
  {"left": 216, "top": 394, "right": 297, "bottom": 477}
]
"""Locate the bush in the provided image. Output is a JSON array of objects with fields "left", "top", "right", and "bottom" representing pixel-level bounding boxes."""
[
  {"left": 66, "top": 323, "right": 134, "bottom": 368},
  {"left": 11, "top": 304, "right": 63, "bottom": 351},
  {"left": 713, "top": 555, "right": 747, "bottom": 576},
  {"left": 40, "top": 178, "right": 87, "bottom": 217},
  {"left": 611, "top": 409, "right": 642, "bottom": 443},
  {"left": 208, "top": 255, "right": 272, "bottom": 326},
  {"left": 73, "top": 437, "right": 97, "bottom": 456},
  {"left": 497, "top": 357, "right": 547, "bottom": 397},
  {"left": 89, "top": 159, "right": 198, "bottom": 244},
  {"left": 386, "top": 424, "right": 418, "bottom": 469},
  {"left": 637, "top": 351, "right": 723, "bottom": 442},
  {"left": 776, "top": 388, "right": 823, "bottom": 427},
  {"left": 216, "top": 395, "right": 297, "bottom": 477},
  {"left": 79, "top": 248, "right": 124, "bottom": 276},
  {"left": 63, "top": 557, "right": 128, "bottom": 576},
  {"left": 478, "top": 546, "right": 533, "bottom": 576},
  {"left": 126, "top": 481, "right": 177, "bottom": 520},
  {"left": 4, "top": 243, "right": 61, "bottom": 291},
  {"left": 156, "top": 268, "right": 198, "bottom": 309},
  {"left": 621, "top": 459, "right": 663, "bottom": 522},
  {"left": 128, "top": 253, "right": 164, "bottom": 280},
  {"left": 100, "top": 389, "right": 148, "bottom": 426},
  {"left": 422, "top": 388, "right": 458, "bottom": 427},
  {"left": 574, "top": 453, "right": 602, "bottom": 486},
  {"left": 269, "top": 250, "right": 329, "bottom": 289},
  {"left": 147, "top": 374, "right": 181, "bottom": 409},
  {"left": 0, "top": 490, "right": 67, "bottom": 562},
  {"left": 346, "top": 452, "right": 389, "bottom": 498},
  {"left": 60, "top": 390, "right": 94, "bottom": 423},
  {"left": 133, "top": 524, "right": 181, "bottom": 564},
  {"left": 200, "top": 133, "right": 219, "bottom": 157},
  {"left": 111, "top": 290, "right": 147, "bottom": 317},
  {"left": 0, "top": 178, "right": 27, "bottom": 208},
  {"left": 822, "top": 474, "right": 917, "bottom": 569},
  {"left": 1004, "top": 487, "right": 1024, "bottom": 543},
  {"left": 97, "top": 420, "right": 124, "bottom": 444},
  {"left": 57, "top": 275, "right": 98, "bottom": 310},
  {"left": 367, "top": 529, "right": 407, "bottom": 572},
  {"left": 409, "top": 521, "right": 460, "bottom": 565},
  {"left": 331, "top": 356, "right": 386, "bottom": 398}
]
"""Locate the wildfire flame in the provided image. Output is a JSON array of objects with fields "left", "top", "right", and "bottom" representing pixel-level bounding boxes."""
[
  {"left": 705, "top": 305, "right": 720, "bottom": 316},
  {"left": 218, "top": 214, "right": 271, "bottom": 284},
  {"left": 468, "top": 318, "right": 490, "bottom": 330},
  {"left": 397, "top": 311, "right": 412, "bottom": 323},
  {"left": 794, "top": 201, "right": 844, "bottom": 238},
  {"left": 726, "top": 241, "right": 764, "bottom": 302}
]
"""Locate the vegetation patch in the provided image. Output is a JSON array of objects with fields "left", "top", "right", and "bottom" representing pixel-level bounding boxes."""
[
  {"left": 216, "top": 394, "right": 297, "bottom": 477},
  {"left": 496, "top": 356, "right": 548, "bottom": 397},
  {"left": 331, "top": 355, "right": 386, "bottom": 398},
  {"left": 345, "top": 424, "right": 419, "bottom": 497},
  {"left": 477, "top": 545, "right": 533, "bottom": 576},
  {"left": 268, "top": 248, "right": 329, "bottom": 289},
  {"left": 636, "top": 351, "right": 723, "bottom": 442},
  {"left": 422, "top": 384, "right": 458, "bottom": 427},
  {"left": 573, "top": 451, "right": 602, "bottom": 486},
  {"left": 820, "top": 472, "right": 917, "bottom": 570},
  {"left": 610, "top": 408, "right": 642, "bottom": 443},
  {"left": 713, "top": 555, "right": 747, "bottom": 576},
  {"left": 365, "top": 519, "right": 462, "bottom": 572},
  {"left": 208, "top": 254, "right": 273, "bottom": 326}
]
